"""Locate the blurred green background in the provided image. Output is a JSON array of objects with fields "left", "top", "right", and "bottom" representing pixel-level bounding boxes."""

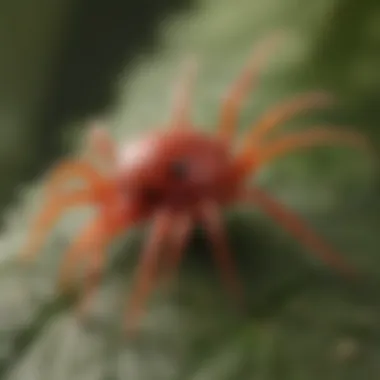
[{"left": 0, "top": 0, "right": 379, "bottom": 379}]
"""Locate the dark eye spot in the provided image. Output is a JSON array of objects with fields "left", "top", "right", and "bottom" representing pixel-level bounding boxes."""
[
  {"left": 168, "top": 160, "right": 188, "bottom": 180},
  {"left": 142, "top": 187, "right": 162, "bottom": 204}
]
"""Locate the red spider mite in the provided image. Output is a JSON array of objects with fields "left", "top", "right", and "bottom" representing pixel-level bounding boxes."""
[{"left": 20, "top": 35, "right": 370, "bottom": 335}]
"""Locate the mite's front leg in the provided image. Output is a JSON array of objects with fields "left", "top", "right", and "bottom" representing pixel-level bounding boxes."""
[
  {"left": 197, "top": 200, "right": 245, "bottom": 308},
  {"left": 57, "top": 203, "right": 134, "bottom": 321},
  {"left": 125, "top": 208, "right": 173, "bottom": 336},
  {"left": 160, "top": 212, "right": 193, "bottom": 286},
  {"left": 20, "top": 189, "right": 95, "bottom": 263},
  {"left": 57, "top": 216, "right": 106, "bottom": 294},
  {"left": 20, "top": 131, "right": 117, "bottom": 265}
]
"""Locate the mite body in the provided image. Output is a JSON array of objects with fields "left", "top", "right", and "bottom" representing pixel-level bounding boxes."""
[
  {"left": 116, "top": 129, "right": 238, "bottom": 210},
  {"left": 21, "top": 35, "right": 369, "bottom": 334}
]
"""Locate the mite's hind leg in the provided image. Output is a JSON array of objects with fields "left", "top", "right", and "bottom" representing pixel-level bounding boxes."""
[
  {"left": 241, "top": 187, "right": 357, "bottom": 277},
  {"left": 124, "top": 208, "right": 173, "bottom": 336},
  {"left": 218, "top": 33, "right": 282, "bottom": 141},
  {"left": 197, "top": 201, "right": 244, "bottom": 308}
]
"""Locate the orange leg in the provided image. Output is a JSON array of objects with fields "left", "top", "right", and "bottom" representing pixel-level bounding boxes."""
[
  {"left": 124, "top": 208, "right": 173, "bottom": 336},
  {"left": 171, "top": 57, "right": 198, "bottom": 129},
  {"left": 236, "top": 126, "right": 371, "bottom": 176},
  {"left": 44, "top": 160, "right": 110, "bottom": 197},
  {"left": 241, "top": 92, "right": 334, "bottom": 150},
  {"left": 20, "top": 160, "right": 116, "bottom": 264},
  {"left": 256, "top": 127, "right": 371, "bottom": 166},
  {"left": 46, "top": 125, "right": 116, "bottom": 197},
  {"left": 218, "top": 33, "right": 282, "bottom": 141},
  {"left": 46, "top": 123, "right": 115, "bottom": 197},
  {"left": 20, "top": 189, "right": 95, "bottom": 263},
  {"left": 21, "top": 126, "right": 117, "bottom": 264},
  {"left": 241, "top": 187, "right": 356, "bottom": 276},
  {"left": 57, "top": 214, "right": 109, "bottom": 294},
  {"left": 159, "top": 213, "right": 193, "bottom": 286},
  {"left": 57, "top": 204, "right": 132, "bottom": 313},
  {"left": 198, "top": 201, "right": 244, "bottom": 308}
]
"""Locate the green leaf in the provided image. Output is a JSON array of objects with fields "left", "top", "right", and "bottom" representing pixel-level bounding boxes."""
[{"left": 1, "top": 0, "right": 379, "bottom": 379}]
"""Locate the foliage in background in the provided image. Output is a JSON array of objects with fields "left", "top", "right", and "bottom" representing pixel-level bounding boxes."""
[
  {"left": 0, "top": 0, "right": 191, "bottom": 218},
  {"left": 0, "top": 0, "right": 379, "bottom": 379}
]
